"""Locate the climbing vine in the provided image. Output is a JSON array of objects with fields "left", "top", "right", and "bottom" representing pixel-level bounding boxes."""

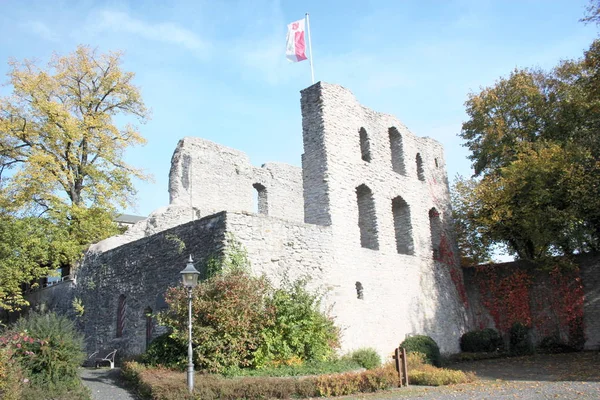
[
  {"left": 474, "top": 264, "right": 585, "bottom": 347},
  {"left": 435, "top": 234, "right": 469, "bottom": 307},
  {"left": 475, "top": 267, "right": 532, "bottom": 332}
]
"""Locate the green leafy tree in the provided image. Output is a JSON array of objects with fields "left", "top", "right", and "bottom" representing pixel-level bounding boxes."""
[
  {"left": 455, "top": 33, "right": 600, "bottom": 263},
  {"left": 0, "top": 46, "right": 148, "bottom": 309},
  {"left": 0, "top": 45, "right": 149, "bottom": 214}
]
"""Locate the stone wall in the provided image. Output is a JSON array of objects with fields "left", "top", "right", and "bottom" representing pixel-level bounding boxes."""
[
  {"left": 299, "top": 82, "right": 468, "bottom": 355},
  {"left": 75, "top": 213, "right": 228, "bottom": 356},
  {"left": 169, "top": 137, "right": 304, "bottom": 223},
  {"left": 463, "top": 254, "right": 600, "bottom": 350}
]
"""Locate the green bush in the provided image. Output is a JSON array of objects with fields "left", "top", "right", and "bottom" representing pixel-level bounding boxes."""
[
  {"left": 253, "top": 278, "right": 340, "bottom": 368},
  {"left": 10, "top": 312, "right": 86, "bottom": 388},
  {"left": 509, "top": 322, "right": 534, "bottom": 355},
  {"left": 400, "top": 335, "right": 442, "bottom": 367},
  {"left": 223, "top": 359, "right": 360, "bottom": 377},
  {"left": 460, "top": 328, "right": 504, "bottom": 353},
  {"left": 140, "top": 332, "right": 187, "bottom": 370},
  {"left": 538, "top": 335, "right": 576, "bottom": 354},
  {"left": 158, "top": 243, "right": 341, "bottom": 374},
  {"left": 20, "top": 383, "right": 91, "bottom": 400},
  {"left": 160, "top": 270, "right": 272, "bottom": 373},
  {"left": 344, "top": 348, "right": 381, "bottom": 370},
  {"left": 0, "top": 346, "right": 23, "bottom": 400}
]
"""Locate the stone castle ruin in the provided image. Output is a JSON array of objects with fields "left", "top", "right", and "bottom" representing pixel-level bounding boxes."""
[{"left": 52, "top": 82, "right": 472, "bottom": 358}]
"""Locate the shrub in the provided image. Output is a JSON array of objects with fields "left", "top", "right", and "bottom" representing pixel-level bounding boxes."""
[
  {"left": 409, "top": 365, "right": 475, "bottom": 386},
  {"left": 159, "top": 270, "right": 273, "bottom": 373},
  {"left": 7, "top": 312, "right": 86, "bottom": 388},
  {"left": 538, "top": 335, "right": 576, "bottom": 354},
  {"left": 0, "top": 346, "right": 23, "bottom": 400},
  {"left": 509, "top": 322, "right": 534, "bottom": 355},
  {"left": 158, "top": 243, "right": 341, "bottom": 374},
  {"left": 460, "top": 328, "right": 504, "bottom": 353},
  {"left": 254, "top": 278, "right": 340, "bottom": 368},
  {"left": 223, "top": 359, "right": 360, "bottom": 377},
  {"left": 140, "top": 332, "right": 187, "bottom": 370},
  {"left": 344, "top": 348, "right": 381, "bottom": 370},
  {"left": 123, "top": 362, "right": 399, "bottom": 399},
  {"left": 20, "top": 383, "right": 91, "bottom": 400},
  {"left": 400, "top": 335, "right": 442, "bottom": 367},
  {"left": 405, "top": 351, "right": 476, "bottom": 386}
]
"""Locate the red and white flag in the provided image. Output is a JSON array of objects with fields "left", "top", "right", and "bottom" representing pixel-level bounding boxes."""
[{"left": 286, "top": 18, "right": 307, "bottom": 62}]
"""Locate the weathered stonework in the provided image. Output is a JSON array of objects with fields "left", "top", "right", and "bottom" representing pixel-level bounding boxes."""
[{"left": 39, "top": 82, "right": 474, "bottom": 359}]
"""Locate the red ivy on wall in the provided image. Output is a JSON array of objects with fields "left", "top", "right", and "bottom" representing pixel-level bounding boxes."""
[
  {"left": 475, "top": 265, "right": 585, "bottom": 346},
  {"left": 475, "top": 267, "right": 532, "bottom": 332},
  {"left": 435, "top": 234, "right": 469, "bottom": 308}
]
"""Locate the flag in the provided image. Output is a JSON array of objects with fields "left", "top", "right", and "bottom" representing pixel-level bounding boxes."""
[{"left": 286, "top": 18, "right": 307, "bottom": 62}]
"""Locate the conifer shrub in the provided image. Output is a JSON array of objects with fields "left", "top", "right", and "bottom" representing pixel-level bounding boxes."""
[
  {"left": 400, "top": 335, "right": 442, "bottom": 367},
  {"left": 460, "top": 328, "right": 504, "bottom": 353}
]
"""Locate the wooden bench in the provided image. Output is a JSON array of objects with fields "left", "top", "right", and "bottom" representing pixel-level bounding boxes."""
[{"left": 88, "top": 349, "right": 118, "bottom": 369}]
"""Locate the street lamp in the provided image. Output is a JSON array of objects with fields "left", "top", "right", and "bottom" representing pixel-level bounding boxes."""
[{"left": 180, "top": 255, "right": 200, "bottom": 394}]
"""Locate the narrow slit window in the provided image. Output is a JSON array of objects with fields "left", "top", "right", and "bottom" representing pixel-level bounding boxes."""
[
  {"left": 429, "top": 208, "right": 442, "bottom": 260},
  {"left": 389, "top": 127, "right": 406, "bottom": 175},
  {"left": 356, "top": 184, "right": 379, "bottom": 250},
  {"left": 416, "top": 153, "right": 425, "bottom": 181},
  {"left": 359, "top": 128, "right": 372, "bottom": 162},
  {"left": 145, "top": 307, "right": 153, "bottom": 349},
  {"left": 252, "top": 183, "right": 268, "bottom": 215},
  {"left": 117, "top": 294, "right": 126, "bottom": 338},
  {"left": 355, "top": 282, "right": 364, "bottom": 300},
  {"left": 392, "top": 196, "right": 414, "bottom": 255}
]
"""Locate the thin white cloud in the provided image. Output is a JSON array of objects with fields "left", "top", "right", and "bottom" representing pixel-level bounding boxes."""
[
  {"left": 22, "top": 20, "right": 59, "bottom": 42},
  {"left": 96, "top": 10, "right": 210, "bottom": 57}
]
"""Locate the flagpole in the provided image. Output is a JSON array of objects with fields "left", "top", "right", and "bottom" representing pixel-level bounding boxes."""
[{"left": 305, "top": 13, "right": 315, "bottom": 84}]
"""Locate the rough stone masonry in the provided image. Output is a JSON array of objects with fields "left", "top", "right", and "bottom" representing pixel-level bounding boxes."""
[{"left": 56, "top": 82, "right": 473, "bottom": 358}]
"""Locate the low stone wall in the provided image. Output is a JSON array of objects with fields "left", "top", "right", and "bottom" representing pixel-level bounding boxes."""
[
  {"left": 75, "top": 212, "right": 228, "bottom": 357},
  {"left": 463, "top": 254, "right": 600, "bottom": 350}
]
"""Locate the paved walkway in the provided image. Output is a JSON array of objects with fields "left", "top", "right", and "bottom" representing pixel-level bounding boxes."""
[{"left": 80, "top": 368, "right": 138, "bottom": 400}]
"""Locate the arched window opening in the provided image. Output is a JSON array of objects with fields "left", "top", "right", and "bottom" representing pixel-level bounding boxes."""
[
  {"left": 434, "top": 158, "right": 439, "bottom": 168},
  {"left": 389, "top": 127, "right": 406, "bottom": 175},
  {"left": 392, "top": 196, "right": 414, "bottom": 255},
  {"left": 145, "top": 307, "right": 153, "bottom": 349},
  {"left": 356, "top": 184, "right": 379, "bottom": 250},
  {"left": 252, "top": 183, "right": 268, "bottom": 215},
  {"left": 355, "top": 282, "right": 364, "bottom": 300},
  {"left": 416, "top": 153, "right": 425, "bottom": 181},
  {"left": 359, "top": 128, "right": 372, "bottom": 162},
  {"left": 429, "top": 208, "right": 442, "bottom": 260},
  {"left": 117, "top": 294, "right": 126, "bottom": 338}
]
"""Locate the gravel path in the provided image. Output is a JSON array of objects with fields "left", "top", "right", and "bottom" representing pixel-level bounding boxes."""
[
  {"left": 80, "top": 368, "right": 139, "bottom": 400},
  {"left": 347, "top": 352, "right": 600, "bottom": 399}
]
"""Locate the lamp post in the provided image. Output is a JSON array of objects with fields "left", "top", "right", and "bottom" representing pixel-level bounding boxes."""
[{"left": 180, "top": 255, "right": 200, "bottom": 394}]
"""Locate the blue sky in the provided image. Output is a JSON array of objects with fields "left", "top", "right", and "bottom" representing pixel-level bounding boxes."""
[{"left": 0, "top": 0, "right": 597, "bottom": 217}]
